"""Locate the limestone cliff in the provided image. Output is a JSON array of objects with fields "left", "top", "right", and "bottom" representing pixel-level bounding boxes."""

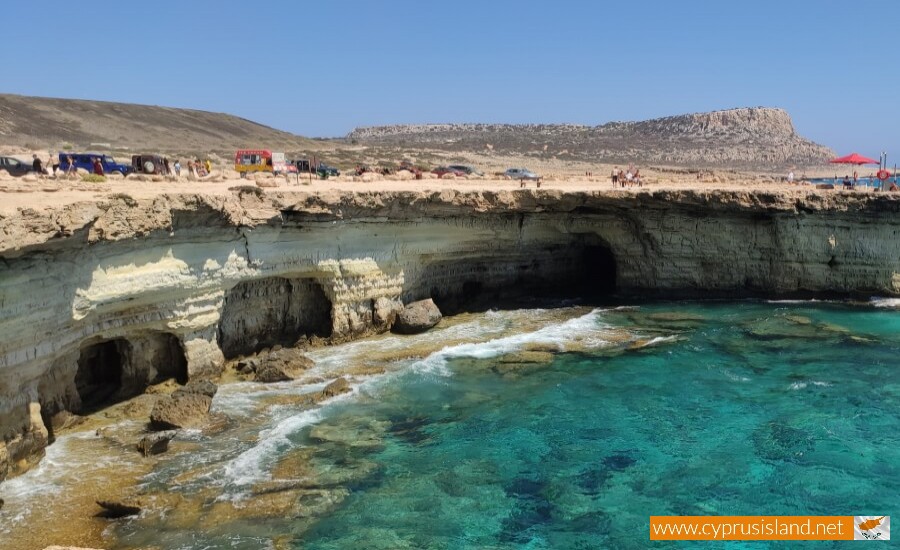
[{"left": 2, "top": 188, "right": 900, "bottom": 480}]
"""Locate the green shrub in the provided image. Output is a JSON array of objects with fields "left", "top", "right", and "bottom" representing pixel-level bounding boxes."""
[{"left": 81, "top": 174, "right": 107, "bottom": 183}]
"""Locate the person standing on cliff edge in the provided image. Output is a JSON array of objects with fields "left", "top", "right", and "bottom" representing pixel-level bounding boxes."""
[
  {"left": 787, "top": 170, "right": 794, "bottom": 184},
  {"left": 611, "top": 167, "right": 618, "bottom": 187},
  {"left": 32, "top": 154, "right": 44, "bottom": 177}
]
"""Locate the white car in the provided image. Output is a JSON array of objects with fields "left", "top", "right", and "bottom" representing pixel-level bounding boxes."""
[{"left": 505, "top": 168, "right": 541, "bottom": 181}]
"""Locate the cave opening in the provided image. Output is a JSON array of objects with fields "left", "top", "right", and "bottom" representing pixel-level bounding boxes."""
[
  {"left": 580, "top": 243, "right": 618, "bottom": 297},
  {"left": 154, "top": 333, "right": 189, "bottom": 385},
  {"left": 218, "top": 276, "right": 333, "bottom": 358},
  {"left": 75, "top": 339, "right": 130, "bottom": 414},
  {"left": 419, "top": 234, "right": 618, "bottom": 314}
]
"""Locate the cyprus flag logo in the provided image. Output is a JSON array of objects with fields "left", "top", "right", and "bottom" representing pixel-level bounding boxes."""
[{"left": 854, "top": 516, "right": 890, "bottom": 540}]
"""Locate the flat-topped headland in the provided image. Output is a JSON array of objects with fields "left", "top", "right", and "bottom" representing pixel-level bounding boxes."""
[
  {"left": 3, "top": 187, "right": 900, "bottom": 481},
  {"left": 348, "top": 107, "right": 836, "bottom": 168}
]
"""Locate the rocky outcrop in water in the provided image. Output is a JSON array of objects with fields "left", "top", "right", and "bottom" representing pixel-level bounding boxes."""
[
  {"left": 237, "top": 347, "right": 316, "bottom": 383},
  {"left": 137, "top": 430, "right": 177, "bottom": 456},
  {"left": 4, "top": 188, "right": 900, "bottom": 480},
  {"left": 149, "top": 380, "right": 217, "bottom": 431},
  {"left": 348, "top": 107, "right": 834, "bottom": 169}
]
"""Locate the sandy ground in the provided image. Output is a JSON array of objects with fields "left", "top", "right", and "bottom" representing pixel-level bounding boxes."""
[
  {"left": 2, "top": 172, "right": 895, "bottom": 217},
  {"left": 1, "top": 150, "right": 895, "bottom": 216}
]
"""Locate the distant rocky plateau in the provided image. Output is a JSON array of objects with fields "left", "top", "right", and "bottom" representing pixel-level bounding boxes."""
[{"left": 349, "top": 107, "right": 835, "bottom": 169}]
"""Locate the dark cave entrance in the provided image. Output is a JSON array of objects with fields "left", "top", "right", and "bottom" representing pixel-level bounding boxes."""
[
  {"left": 75, "top": 339, "right": 130, "bottom": 414},
  {"left": 420, "top": 235, "right": 618, "bottom": 314},
  {"left": 218, "top": 276, "right": 334, "bottom": 358},
  {"left": 154, "top": 333, "right": 188, "bottom": 385},
  {"left": 580, "top": 243, "right": 618, "bottom": 297}
]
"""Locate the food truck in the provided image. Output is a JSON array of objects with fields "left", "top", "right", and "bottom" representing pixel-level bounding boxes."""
[{"left": 234, "top": 149, "right": 294, "bottom": 176}]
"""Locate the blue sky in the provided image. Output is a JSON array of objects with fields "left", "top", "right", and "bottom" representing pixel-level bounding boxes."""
[{"left": 2, "top": 0, "right": 897, "bottom": 160}]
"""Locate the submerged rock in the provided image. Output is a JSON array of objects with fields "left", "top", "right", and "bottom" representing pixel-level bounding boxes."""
[
  {"left": 137, "top": 430, "right": 177, "bottom": 456},
  {"left": 393, "top": 299, "right": 442, "bottom": 334},
  {"left": 752, "top": 421, "right": 814, "bottom": 462},
  {"left": 492, "top": 351, "right": 555, "bottom": 375},
  {"left": 297, "top": 378, "right": 352, "bottom": 406},
  {"left": 96, "top": 499, "right": 141, "bottom": 518},
  {"left": 309, "top": 417, "right": 389, "bottom": 448}
]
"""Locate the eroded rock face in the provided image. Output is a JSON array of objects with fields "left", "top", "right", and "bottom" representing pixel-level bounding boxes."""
[
  {"left": 393, "top": 299, "right": 442, "bottom": 334},
  {"left": 5, "top": 189, "right": 900, "bottom": 479}
]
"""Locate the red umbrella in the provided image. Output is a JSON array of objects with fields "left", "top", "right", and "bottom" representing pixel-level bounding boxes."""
[
  {"left": 829, "top": 153, "right": 879, "bottom": 165},
  {"left": 830, "top": 153, "right": 879, "bottom": 187}
]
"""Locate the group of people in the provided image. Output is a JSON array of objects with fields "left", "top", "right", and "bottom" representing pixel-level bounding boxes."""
[
  {"left": 610, "top": 166, "right": 642, "bottom": 187},
  {"left": 32, "top": 153, "right": 88, "bottom": 178},
  {"left": 28, "top": 154, "right": 213, "bottom": 179},
  {"left": 840, "top": 173, "right": 899, "bottom": 191}
]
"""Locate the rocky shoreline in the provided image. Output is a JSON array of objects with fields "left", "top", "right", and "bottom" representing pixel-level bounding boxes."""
[{"left": 3, "top": 187, "right": 900, "bottom": 491}]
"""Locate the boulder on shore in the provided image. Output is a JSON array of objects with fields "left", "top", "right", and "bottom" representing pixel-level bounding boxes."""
[
  {"left": 149, "top": 379, "right": 217, "bottom": 430},
  {"left": 175, "top": 378, "right": 218, "bottom": 399},
  {"left": 137, "top": 430, "right": 177, "bottom": 456},
  {"left": 393, "top": 299, "right": 442, "bottom": 334},
  {"left": 149, "top": 393, "right": 212, "bottom": 430},
  {"left": 237, "top": 347, "right": 315, "bottom": 383}
]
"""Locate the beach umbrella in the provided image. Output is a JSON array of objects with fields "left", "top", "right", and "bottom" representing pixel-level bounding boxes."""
[
  {"left": 829, "top": 153, "right": 879, "bottom": 165},
  {"left": 829, "top": 153, "right": 879, "bottom": 186}
]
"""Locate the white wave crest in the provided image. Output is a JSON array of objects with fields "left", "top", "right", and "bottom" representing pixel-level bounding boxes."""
[
  {"left": 789, "top": 380, "right": 832, "bottom": 390},
  {"left": 220, "top": 408, "right": 323, "bottom": 489},
  {"left": 870, "top": 297, "right": 900, "bottom": 308},
  {"left": 410, "top": 309, "right": 611, "bottom": 376}
]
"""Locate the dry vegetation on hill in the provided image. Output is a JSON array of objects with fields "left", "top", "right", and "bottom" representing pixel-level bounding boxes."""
[
  {"left": 0, "top": 94, "right": 323, "bottom": 154},
  {"left": 348, "top": 108, "right": 835, "bottom": 170}
]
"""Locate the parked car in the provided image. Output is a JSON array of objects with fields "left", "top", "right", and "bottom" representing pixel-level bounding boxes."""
[
  {"left": 432, "top": 166, "right": 468, "bottom": 178},
  {"left": 0, "top": 156, "right": 36, "bottom": 176},
  {"left": 131, "top": 154, "right": 169, "bottom": 175},
  {"left": 505, "top": 168, "right": 541, "bottom": 181},
  {"left": 448, "top": 164, "right": 483, "bottom": 176},
  {"left": 317, "top": 163, "right": 340, "bottom": 177},
  {"left": 295, "top": 160, "right": 340, "bottom": 177},
  {"left": 506, "top": 168, "right": 542, "bottom": 187},
  {"left": 59, "top": 153, "right": 132, "bottom": 176}
]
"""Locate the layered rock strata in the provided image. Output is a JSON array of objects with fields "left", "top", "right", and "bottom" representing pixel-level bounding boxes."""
[{"left": 3, "top": 188, "right": 900, "bottom": 479}]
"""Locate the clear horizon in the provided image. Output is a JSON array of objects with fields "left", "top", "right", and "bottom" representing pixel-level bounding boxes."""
[{"left": 2, "top": 0, "right": 898, "bottom": 162}]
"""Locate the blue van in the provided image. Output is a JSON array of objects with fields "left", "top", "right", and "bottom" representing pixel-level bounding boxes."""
[{"left": 58, "top": 153, "right": 133, "bottom": 176}]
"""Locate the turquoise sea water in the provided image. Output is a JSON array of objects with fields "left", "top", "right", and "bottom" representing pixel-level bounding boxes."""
[{"left": 108, "top": 302, "right": 900, "bottom": 548}]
